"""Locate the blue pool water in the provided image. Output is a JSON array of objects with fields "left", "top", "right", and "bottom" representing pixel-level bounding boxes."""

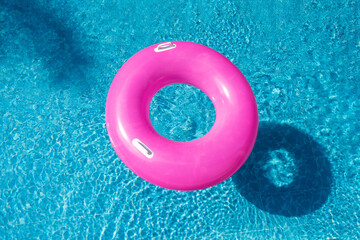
[{"left": 1, "top": 0, "right": 359, "bottom": 239}]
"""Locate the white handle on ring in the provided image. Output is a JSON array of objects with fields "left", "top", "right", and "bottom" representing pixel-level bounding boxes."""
[
  {"left": 132, "top": 138, "right": 153, "bottom": 158},
  {"left": 154, "top": 42, "right": 176, "bottom": 52}
]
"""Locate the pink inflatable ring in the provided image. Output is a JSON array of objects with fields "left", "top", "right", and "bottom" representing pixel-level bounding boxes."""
[{"left": 106, "top": 41, "right": 258, "bottom": 190}]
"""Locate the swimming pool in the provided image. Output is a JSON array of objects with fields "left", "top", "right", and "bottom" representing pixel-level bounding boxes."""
[{"left": 1, "top": 0, "right": 359, "bottom": 239}]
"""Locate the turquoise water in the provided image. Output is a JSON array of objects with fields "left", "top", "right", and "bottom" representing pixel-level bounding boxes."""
[
  {"left": 1, "top": 0, "right": 359, "bottom": 239},
  {"left": 150, "top": 84, "right": 216, "bottom": 142}
]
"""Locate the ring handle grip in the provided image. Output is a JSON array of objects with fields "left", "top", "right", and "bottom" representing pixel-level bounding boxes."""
[{"left": 154, "top": 42, "right": 176, "bottom": 52}]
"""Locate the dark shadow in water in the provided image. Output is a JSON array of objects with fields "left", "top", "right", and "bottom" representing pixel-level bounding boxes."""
[
  {"left": 2, "top": 0, "right": 92, "bottom": 91},
  {"left": 232, "top": 122, "right": 333, "bottom": 217}
]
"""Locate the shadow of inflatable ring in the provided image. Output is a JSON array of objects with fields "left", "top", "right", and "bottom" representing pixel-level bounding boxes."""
[{"left": 232, "top": 122, "right": 333, "bottom": 217}]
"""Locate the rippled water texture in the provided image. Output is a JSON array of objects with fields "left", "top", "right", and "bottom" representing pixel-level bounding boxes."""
[
  {"left": 150, "top": 84, "right": 215, "bottom": 141},
  {"left": 1, "top": 0, "right": 359, "bottom": 239}
]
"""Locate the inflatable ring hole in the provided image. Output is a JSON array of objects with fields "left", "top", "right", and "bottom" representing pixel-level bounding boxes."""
[{"left": 149, "top": 84, "right": 216, "bottom": 142}]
